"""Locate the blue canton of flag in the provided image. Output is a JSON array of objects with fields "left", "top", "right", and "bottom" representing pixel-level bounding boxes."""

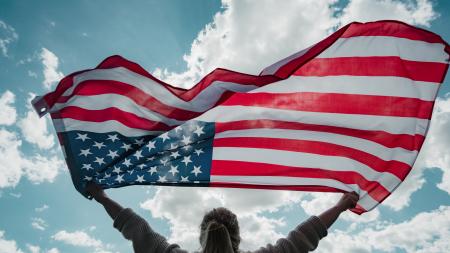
[{"left": 60, "top": 121, "right": 214, "bottom": 197}]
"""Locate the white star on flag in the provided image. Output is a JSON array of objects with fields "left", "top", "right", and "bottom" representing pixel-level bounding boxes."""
[
  {"left": 134, "top": 138, "right": 145, "bottom": 145},
  {"left": 160, "top": 158, "right": 169, "bottom": 166},
  {"left": 76, "top": 133, "right": 90, "bottom": 142},
  {"left": 122, "top": 158, "right": 132, "bottom": 167},
  {"left": 148, "top": 166, "right": 157, "bottom": 175},
  {"left": 158, "top": 175, "right": 167, "bottom": 183},
  {"left": 182, "top": 155, "right": 192, "bottom": 166},
  {"left": 79, "top": 148, "right": 92, "bottom": 157},
  {"left": 194, "top": 149, "right": 204, "bottom": 156},
  {"left": 133, "top": 150, "right": 143, "bottom": 160},
  {"left": 194, "top": 125, "right": 205, "bottom": 136},
  {"left": 106, "top": 150, "right": 119, "bottom": 159},
  {"left": 181, "top": 135, "right": 192, "bottom": 145},
  {"left": 159, "top": 132, "right": 170, "bottom": 142},
  {"left": 115, "top": 175, "right": 124, "bottom": 183},
  {"left": 191, "top": 165, "right": 202, "bottom": 176},
  {"left": 121, "top": 143, "right": 132, "bottom": 151},
  {"left": 94, "top": 157, "right": 105, "bottom": 166},
  {"left": 170, "top": 151, "right": 180, "bottom": 159},
  {"left": 93, "top": 141, "right": 106, "bottom": 149},
  {"left": 107, "top": 134, "right": 119, "bottom": 142},
  {"left": 135, "top": 175, "right": 145, "bottom": 183},
  {"left": 112, "top": 166, "right": 122, "bottom": 174},
  {"left": 169, "top": 165, "right": 179, "bottom": 176},
  {"left": 82, "top": 164, "right": 93, "bottom": 170},
  {"left": 146, "top": 141, "right": 156, "bottom": 151}
]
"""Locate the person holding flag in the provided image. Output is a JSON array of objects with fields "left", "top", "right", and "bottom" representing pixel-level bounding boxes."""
[{"left": 86, "top": 182, "right": 359, "bottom": 253}]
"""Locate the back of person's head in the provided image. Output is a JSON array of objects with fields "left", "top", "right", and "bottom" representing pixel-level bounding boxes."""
[{"left": 199, "top": 207, "right": 240, "bottom": 253}]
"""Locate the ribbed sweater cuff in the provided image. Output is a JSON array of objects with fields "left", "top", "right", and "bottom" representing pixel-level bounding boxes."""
[
  {"left": 113, "top": 207, "right": 134, "bottom": 230},
  {"left": 306, "top": 216, "right": 328, "bottom": 238}
]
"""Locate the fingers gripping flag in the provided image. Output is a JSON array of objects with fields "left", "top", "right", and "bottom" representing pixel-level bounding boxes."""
[{"left": 32, "top": 21, "right": 449, "bottom": 214}]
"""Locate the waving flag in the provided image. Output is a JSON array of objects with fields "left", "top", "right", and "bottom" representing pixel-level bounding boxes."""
[{"left": 33, "top": 21, "right": 449, "bottom": 214}]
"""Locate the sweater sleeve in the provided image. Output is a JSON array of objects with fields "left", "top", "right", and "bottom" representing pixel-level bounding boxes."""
[
  {"left": 253, "top": 216, "right": 328, "bottom": 253},
  {"left": 113, "top": 208, "right": 183, "bottom": 253}
]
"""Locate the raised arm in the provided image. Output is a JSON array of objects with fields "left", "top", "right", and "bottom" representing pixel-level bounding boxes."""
[
  {"left": 254, "top": 191, "right": 359, "bottom": 253},
  {"left": 86, "top": 182, "right": 123, "bottom": 220},
  {"left": 85, "top": 182, "right": 182, "bottom": 253},
  {"left": 318, "top": 191, "right": 359, "bottom": 229}
]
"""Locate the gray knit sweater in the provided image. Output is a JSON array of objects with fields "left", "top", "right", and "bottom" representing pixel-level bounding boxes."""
[{"left": 113, "top": 208, "right": 328, "bottom": 253}]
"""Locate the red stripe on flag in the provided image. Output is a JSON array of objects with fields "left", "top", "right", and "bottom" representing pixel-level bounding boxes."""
[
  {"left": 213, "top": 137, "right": 409, "bottom": 180},
  {"left": 211, "top": 160, "right": 389, "bottom": 202},
  {"left": 341, "top": 21, "right": 448, "bottom": 44},
  {"left": 208, "top": 182, "right": 368, "bottom": 214},
  {"left": 294, "top": 57, "right": 447, "bottom": 83},
  {"left": 220, "top": 92, "right": 434, "bottom": 119},
  {"left": 96, "top": 55, "right": 278, "bottom": 100},
  {"left": 51, "top": 106, "right": 172, "bottom": 131},
  {"left": 215, "top": 120, "right": 425, "bottom": 151},
  {"left": 56, "top": 80, "right": 202, "bottom": 121}
]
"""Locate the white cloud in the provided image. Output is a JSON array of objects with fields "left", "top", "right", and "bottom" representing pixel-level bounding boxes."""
[
  {"left": 0, "top": 90, "right": 17, "bottom": 126},
  {"left": 26, "top": 244, "right": 40, "bottom": 253},
  {"left": 0, "top": 128, "right": 62, "bottom": 188},
  {"left": 0, "top": 230, "right": 23, "bottom": 253},
  {"left": 0, "top": 129, "right": 24, "bottom": 188},
  {"left": 316, "top": 205, "right": 450, "bottom": 253},
  {"left": 153, "top": 0, "right": 338, "bottom": 88},
  {"left": 0, "top": 20, "right": 18, "bottom": 57},
  {"left": 51, "top": 230, "right": 113, "bottom": 253},
  {"left": 414, "top": 95, "right": 450, "bottom": 194},
  {"left": 35, "top": 204, "right": 49, "bottom": 212},
  {"left": 26, "top": 245, "right": 59, "bottom": 253},
  {"left": 31, "top": 217, "right": 48, "bottom": 231},
  {"left": 18, "top": 93, "right": 55, "bottom": 150},
  {"left": 40, "top": 48, "right": 64, "bottom": 90},
  {"left": 28, "top": 70, "right": 37, "bottom": 78},
  {"left": 141, "top": 187, "right": 303, "bottom": 251},
  {"left": 9, "top": 192, "right": 21, "bottom": 198},
  {"left": 338, "top": 0, "right": 437, "bottom": 28},
  {"left": 52, "top": 230, "right": 102, "bottom": 248},
  {"left": 22, "top": 155, "right": 63, "bottom": 184}
]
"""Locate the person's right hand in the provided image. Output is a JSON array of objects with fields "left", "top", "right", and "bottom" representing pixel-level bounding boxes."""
[
  {"left": 335, "top": 191, "right": 359, "bottom": 211},
  {"left": 86, "top": 182, "right": 107, "bottom": 201}
]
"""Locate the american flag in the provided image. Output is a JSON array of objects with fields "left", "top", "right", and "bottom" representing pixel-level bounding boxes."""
[{"left": 33, "top": 21, "right": 449, "bottom": 214}]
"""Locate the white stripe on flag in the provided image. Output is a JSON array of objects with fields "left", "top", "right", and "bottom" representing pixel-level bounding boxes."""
[
  {"left": 210, "top": 175, "right": 379, "bottom": 211},
  {"left": 51, "top": 94, "right": 185, "bottom": 126},
  {"left": 214, "top": 128, "right": 417, "bottom": 165},
  {"left": 52, "top": 118, "right": 162, "bottom": 137},
  {"left": 250, "top": 76, "right": 439, "bottom": 101},
  {"left": 197, "top": 105, "right": 429, "bottom": 135},
  {"left": 61, "top": 67, "right": 259, "bottom": 112},
  {"left": 212, "top": 147, "right": 401, "bottom": 192},
  {"left": 317, "top": 36, "right": 448, "bottom": 63}
]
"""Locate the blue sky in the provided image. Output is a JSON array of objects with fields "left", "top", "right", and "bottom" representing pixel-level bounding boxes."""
[{"left": 1, "top": 0, "right": 450, "bottom": 252}]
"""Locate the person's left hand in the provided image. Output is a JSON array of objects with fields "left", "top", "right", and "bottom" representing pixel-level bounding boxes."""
[{"left": 86, "top": 182, "right": 107, "bottom": 201}]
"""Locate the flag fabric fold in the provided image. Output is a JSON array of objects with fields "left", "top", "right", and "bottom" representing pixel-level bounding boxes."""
[{"left": 33, "top": 20, "right": 450, "bottom": 214}]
